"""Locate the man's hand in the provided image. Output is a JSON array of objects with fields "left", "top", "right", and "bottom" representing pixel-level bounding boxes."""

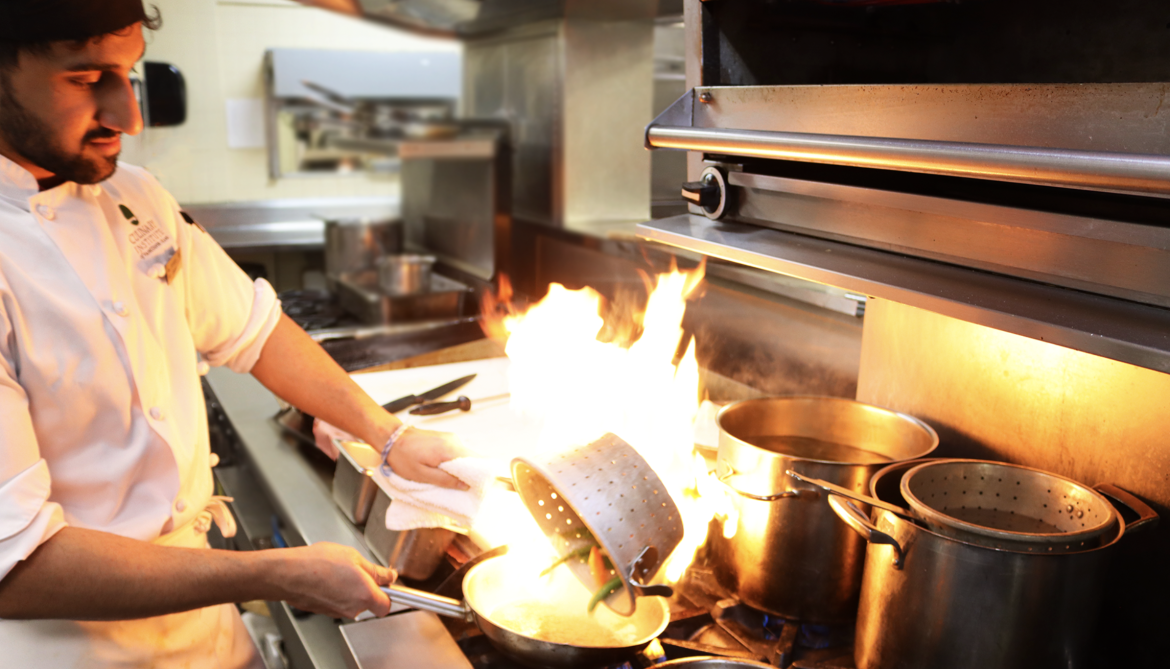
[
  {"left": 388, "top": 428, "right": 474, "bottom": 490},
  {"left": 269, "top": 543, "right": 396, "bottom": 620}
]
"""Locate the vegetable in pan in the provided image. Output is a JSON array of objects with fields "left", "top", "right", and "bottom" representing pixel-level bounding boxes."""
[{"left": 541, "top": 537, "right": 623, "bottom": 613}]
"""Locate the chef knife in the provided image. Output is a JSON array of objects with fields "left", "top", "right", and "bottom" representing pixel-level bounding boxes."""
[
  {"left": 381, "top": 373, "right": 477, "bottom": 413},
  {"left": 408, "top": 392, "right": 511, "bottom": 415}
]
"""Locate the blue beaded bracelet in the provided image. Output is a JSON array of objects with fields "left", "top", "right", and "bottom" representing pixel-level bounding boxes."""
[{"left": 380, "top": 423, "right": 411, "bottom": 477}]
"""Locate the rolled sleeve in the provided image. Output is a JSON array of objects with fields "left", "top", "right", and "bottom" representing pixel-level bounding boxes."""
[
  {"left": 178, "top": 208, "right": 283, "bottom": 374},
  {"left": 0, "top": 306, "right": 67, "bottom": 582},
  {"left": 0, "top": 461, "right": 66, "bottom": 581},
  {"left": 199, "top": 277, "right": 282, "bottom": 374}
]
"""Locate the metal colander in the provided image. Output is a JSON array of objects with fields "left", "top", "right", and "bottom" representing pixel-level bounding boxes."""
[
  {"left": 510, "top": 433, "right": 683, "bottom": 616},
  {"left": 901, "top": 459, "right": 1119, "bottom": 552}
]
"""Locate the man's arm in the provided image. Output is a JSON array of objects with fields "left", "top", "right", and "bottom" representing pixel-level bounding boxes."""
[
  {"left": 249, "top": 314, "right": 472, "bottom": 488},
  {"left": 0, "top": 527, "right": 394, "bottom": 620}
]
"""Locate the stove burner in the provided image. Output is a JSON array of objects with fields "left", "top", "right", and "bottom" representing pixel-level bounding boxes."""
[
  {"left": 664, "top": 562, "right": 856, "bottom": 668},
  {"left": 279, "top": 289, "right": 350, "bottom": 331}
]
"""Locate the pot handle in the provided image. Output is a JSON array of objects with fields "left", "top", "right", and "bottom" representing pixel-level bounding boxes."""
[
  {"left": 382, "top": 583, "right": 473, "bottom": 621},
  {"left": 827, "top": 495, "right": 904, "bottom": 570},
  {"left": 717, "top": 462, "right": 820, "bottom": 502},
  {"left": 1096, "top": 483, "right": 1159, "bottom": 534}
]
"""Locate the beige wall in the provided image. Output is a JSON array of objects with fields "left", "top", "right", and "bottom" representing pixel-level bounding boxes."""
[{"left": 120, "top": 0, "right": 459, "bottom": 205}]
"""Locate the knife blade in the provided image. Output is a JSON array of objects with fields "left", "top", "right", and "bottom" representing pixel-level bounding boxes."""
[
  {"left": 408, "top": 392, "right": 511, "bottom": 415},
  {"left": 381, "top": 373, "right": 477, "bottom": 413}
]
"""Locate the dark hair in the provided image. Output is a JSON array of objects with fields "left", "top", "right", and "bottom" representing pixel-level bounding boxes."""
[{"left": 0, "top": 4, "right": 161, "bottom": 71}]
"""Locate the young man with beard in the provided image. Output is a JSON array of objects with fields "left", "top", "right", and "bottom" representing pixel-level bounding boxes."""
[{"left": 0, "top": 2, "right": 471, "bottom": 666}]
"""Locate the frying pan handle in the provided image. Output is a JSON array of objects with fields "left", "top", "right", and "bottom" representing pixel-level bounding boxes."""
[
  {"left": 1096, "top": 483, "right": 1160, "bottom": 534},
  {"left": 382, "top": 583, "right": 472, "bottom": 621},
  {"left": 717, "top": 462, "right": 820, "bottom": 502},
  {"left": 827, "top": 495, "right": 904, "bottom": 570}
]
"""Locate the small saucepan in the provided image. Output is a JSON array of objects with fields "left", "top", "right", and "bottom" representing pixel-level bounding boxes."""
[{"left": 382, "top": 548, "right": 670, "bottom": 669}]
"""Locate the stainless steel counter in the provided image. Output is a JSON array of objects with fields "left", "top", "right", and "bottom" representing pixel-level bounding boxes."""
[
  {"left": 204, "top": 318, "right": 491, "bottom": 669},
  {"left": 207, "top": 367, "right": 373, "bottom": 669},
  {"left": 183, "top": 197, "right": 400, "bottom": 252}
]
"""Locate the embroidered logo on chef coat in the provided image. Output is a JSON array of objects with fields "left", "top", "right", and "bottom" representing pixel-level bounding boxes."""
[
  {"left": 119, "top": 204, "right": 140, "bottom": 225},
  {"left": 120, "top": 202, "right": 180, "bottom": 281}
]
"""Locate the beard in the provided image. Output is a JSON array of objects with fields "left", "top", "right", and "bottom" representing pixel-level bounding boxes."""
[{"left": 0, "top": 73, "right": 120, "bottom": 185}]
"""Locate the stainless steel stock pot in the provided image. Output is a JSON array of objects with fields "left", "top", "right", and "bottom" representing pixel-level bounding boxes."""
[
  {"left": 710, "top": 397, "right": 938, "bottom": 622},
  {"left": 833, "top": 459, "right": 1158, "bottom": 669}
]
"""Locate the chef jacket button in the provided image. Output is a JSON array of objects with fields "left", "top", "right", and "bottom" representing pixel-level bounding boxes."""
[
  {"left": 209, "top": 453, "right": 220, "bottom": 467},
  {"left": 112, "top": 301, "right": 129, "bottom": 317},
  {"left": 37, "top": 204, "right": 55, "bottom": 220},
  {"left": 150, "top": 406, "right": 165, "bottom": 420},
  {"left": 197, "top": 361, "right": 211, "bottom": 376},
  {"left": 149, "top": 263, "right": 167, "bottom": 279},
  {"left": 175, "top": 498, "right": 188, "bottom": 512}
]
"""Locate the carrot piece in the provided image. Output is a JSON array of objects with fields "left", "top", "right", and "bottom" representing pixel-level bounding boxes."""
[{"left": 588, "top": 545, "right": 608, "bottom": 587}]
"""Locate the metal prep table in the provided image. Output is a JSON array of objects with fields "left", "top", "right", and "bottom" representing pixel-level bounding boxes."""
[{"left": 203, "top": 322, "right": 490, "bottom": 669}]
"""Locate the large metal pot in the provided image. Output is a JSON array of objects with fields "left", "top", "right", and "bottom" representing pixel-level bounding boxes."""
[
  {"left": 710, "top": 397, "right": 938, "bottom": 622},
  {"left": 324, "top": 217, "right": 403, "bottom": 280},
  {"left": 833, "top": 459, "right": 1158, "bottom": 669}
]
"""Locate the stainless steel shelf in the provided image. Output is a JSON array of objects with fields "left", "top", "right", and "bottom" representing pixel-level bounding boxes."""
[{"left": 637, "top": 215, "right": 1170, "bottom": 374}]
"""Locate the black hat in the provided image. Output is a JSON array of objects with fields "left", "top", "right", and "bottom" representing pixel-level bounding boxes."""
[{"left": 0, "top": 0, "right": 148, "bottom": 43}]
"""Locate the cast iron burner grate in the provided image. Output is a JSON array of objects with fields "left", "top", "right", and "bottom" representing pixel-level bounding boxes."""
[
  {"left": 279, "top": 289, "right": 353, "bottom": 331},
  {"left": 662, "top": 562, "right": 856, "bottom": 669}
]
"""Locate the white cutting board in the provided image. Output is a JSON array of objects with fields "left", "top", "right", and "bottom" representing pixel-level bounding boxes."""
[
  {"left": 350, "top": 357, "right": 554, "bottom": 547},
  {"left": 349, "top": 357, "right": 547, "bottom": 460}
]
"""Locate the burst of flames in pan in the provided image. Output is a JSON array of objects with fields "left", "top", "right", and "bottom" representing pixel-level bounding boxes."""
[{"left": 480, "top": 260, "right": 737, "bottom": 583}]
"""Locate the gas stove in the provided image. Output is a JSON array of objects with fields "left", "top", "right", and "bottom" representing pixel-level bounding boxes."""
[
  {"left": 374, "top": 545, "right": 858, "bottom": 669},
  {"left": 279, "top": 289, "right": 358, "bottom": 332}
]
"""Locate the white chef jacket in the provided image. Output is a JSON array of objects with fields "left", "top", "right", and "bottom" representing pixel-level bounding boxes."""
[{"left": 0, "top": 154, "right": 280, "bottom": 662}]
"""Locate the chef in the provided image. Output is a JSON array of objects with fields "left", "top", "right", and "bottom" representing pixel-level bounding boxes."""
[{"left": 0, "top": 1, "right": 471, "bottom": 667}]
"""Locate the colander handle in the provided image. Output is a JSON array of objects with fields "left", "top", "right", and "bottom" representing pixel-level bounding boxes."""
[
  {"left": 827, "top": 495, "right": 904, "bottom": 570},
  {"left": 1096, "top": 483, "right": 1159, "bottom": 534},
  {"left": 627, "top": 545, "right": 674, "bottom": 598}
]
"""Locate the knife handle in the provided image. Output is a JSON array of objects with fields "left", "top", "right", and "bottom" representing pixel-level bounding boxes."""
[{"left": 410, "top": 396, "right": 472, "bottom": 415}]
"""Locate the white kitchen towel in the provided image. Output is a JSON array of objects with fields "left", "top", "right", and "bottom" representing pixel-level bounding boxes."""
[{"left": 376, "top": 457, "right": 510, "bottom": 531}]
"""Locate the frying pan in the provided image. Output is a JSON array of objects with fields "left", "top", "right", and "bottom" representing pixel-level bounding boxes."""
[{"left": 381, "top": 550, "right": 670, "bottom": 669}]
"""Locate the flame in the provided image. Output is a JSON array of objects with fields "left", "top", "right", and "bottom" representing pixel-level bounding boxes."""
[{"left": 482, "top": 259, "right": 734, "bottom": 583}]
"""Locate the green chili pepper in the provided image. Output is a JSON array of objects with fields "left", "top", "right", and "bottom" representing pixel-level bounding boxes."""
[
  {"left": 587, "top": 576, "right": 623, "bottom": 613},
  {"left": 539, "top": 545, "right": 594, "bottom": 577}
]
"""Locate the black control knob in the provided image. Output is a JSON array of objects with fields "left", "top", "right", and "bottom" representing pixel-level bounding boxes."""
[
  {"left": 680, "top": 167, "right": 728, "bottom": 219},
  {"left": 682, "top": 175, "right": 721, "bottom": 212}
]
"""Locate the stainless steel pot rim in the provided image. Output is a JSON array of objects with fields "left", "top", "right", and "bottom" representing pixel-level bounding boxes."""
[
  {"left": 873, "top": 501, "right": 1126, "bottom": 555},
  {"left": 379, "top": 253, "right": 437, "bottom": 264},
  {"left": 901, "top": 459, "right": 1117, "bottom": 549},
  {"left": 716, "top": 395, "right": 939, "bottom": 466},
  {"left": 869, "top": 459, "right": 1126, "bottom": 556}
]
